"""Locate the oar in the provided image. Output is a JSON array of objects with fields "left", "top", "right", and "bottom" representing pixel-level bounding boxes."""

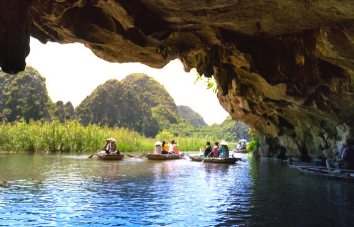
[
  {"left": 121, "top": 153, "right": 135, "bottom": 158},
  {"left": 201, "top": 149, "right": 213, "bottom": 163},
  {"left": 132, "top": 153, "right": 146, "bottom": 159},
  {"left": 88, "top": 150, "right": 100, "bottom": 158}
]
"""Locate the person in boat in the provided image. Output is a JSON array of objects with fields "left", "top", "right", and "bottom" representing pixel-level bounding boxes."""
[
  {"left": 104, "top": 138, "right": 111, "bottom": 154},
  {"left": 204, "top": 141, "right": 213, "bottom": 157},
  {"left": 155, "top": 141, "right": 162, "bottom": 154},
  {"left": 199, "top": 147, "right": 205, "bottom": 157},
  {"left": 237, "top": 142, "right": 242, "bottom": 150},
  {"left": 218, "top": 141, "right": 229, "bottom": 158},
  {"left": 169, "top": 140, "right": 178, "bottom": 154},
  {"left": 110, "top": 138, "right": 120, "bottom": 155},
  {"left": 242, "top": 142, "right": 247, "bottom": 149},
  {"left": 161, "top": 141, "right": 169, "bottom": 154},
  {"left": 326, "top": 139, "right": 353, "bottom": 170},
  {"left": 212, "top": 141, "right": 219, "bottom": 157}
]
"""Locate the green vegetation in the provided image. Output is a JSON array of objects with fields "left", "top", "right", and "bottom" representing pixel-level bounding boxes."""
[
  {"left": 0, "top": 66, "right": 74, "bottom": 123},
  {"left": 194, "top": 70, "right": 217, "bottom": 93},
  {"left": 0, "top": 67, "right": 254, "bottom": 152},
  {"left": 177, "top": 105, "right": 207, "bottom": 128},
  {"left": 0, "top": 66, "right": 52, "bottom": 123},
  {"left": 123, "top": 73, "right": 179, "bottom": 132},
  {"left": 75, "top": 79, "right": 157, "bottom": 137},
  {"left": 0, "top": 120, "right": 207, "bottom": 152},
  {"left": 166, "top": 116, "right": 250, "bottom": 142},
  {"left": 247, "top": 129, "right": 260, "bottom": 152}
]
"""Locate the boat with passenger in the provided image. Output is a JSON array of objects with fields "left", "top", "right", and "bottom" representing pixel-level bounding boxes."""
[
  {"left": 96, "top": 151, "right": 125, "bottom": 160},
  {"left": 233, "top": 148, "right": 248, "bottom": 153},
  {"left": 188, "top": 154, "right": 240, "bottom": 164},
  {"left": 146, "top": 153, "right": 184, "bottom": 160}
]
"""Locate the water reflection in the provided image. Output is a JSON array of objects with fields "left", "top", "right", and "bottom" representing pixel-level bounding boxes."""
[{"left": 1, "top": 153, "right": 354, "bottom": 226}]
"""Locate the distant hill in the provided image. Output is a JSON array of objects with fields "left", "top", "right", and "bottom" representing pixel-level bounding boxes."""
[
  {"left": 122, "top": 73, "right": 180, "bottom": 130},
  {"left": 177, "top": 105, "right": 207, "bottom": 128},
  {"left": 0, "top": 66, "right": 75, "bottom": 123},
  {"left": 75, "top": 79, "right": 159, "bottom": 137}
]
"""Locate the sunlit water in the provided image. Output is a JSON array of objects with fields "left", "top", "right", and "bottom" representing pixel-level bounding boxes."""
[{"left": 1, "top": 152, "right": 354, "bottom": 226}]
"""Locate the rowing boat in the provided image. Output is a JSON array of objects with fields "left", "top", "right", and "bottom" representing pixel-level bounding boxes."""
[
  {"left": 233, "top": 149, "right": 248, "bottom": 153},
  {"left": 188, "top": 154, "right": 240, "bottom": 164},
  {"left": 292, "top": 165, "right": 354, "bottom": 181},
  {"left": 146, "top": 153, "right": 184, "bottom": 160},
  {"left": 96, "top": 151, "right": 124, "bottom": 160}
]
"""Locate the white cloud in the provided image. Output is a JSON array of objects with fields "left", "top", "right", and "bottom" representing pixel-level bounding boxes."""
[{"left": 27, "top": 38, "right": 229, "bottom": 125}]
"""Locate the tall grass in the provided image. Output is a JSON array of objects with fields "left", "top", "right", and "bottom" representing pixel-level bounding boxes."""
[{"left": 0, "top": 120, "right": 212, "bottom": 152}]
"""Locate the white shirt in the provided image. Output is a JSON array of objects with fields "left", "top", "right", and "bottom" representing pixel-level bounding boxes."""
[{"left": 169, "top": 143, "right": 176, "bottom": 152}]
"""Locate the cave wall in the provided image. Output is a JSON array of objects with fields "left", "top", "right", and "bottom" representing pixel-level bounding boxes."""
[{"left": 1, "top": 0, "right": 354, "bottom": 160}]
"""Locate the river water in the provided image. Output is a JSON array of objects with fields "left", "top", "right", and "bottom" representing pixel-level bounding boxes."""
[{"left": 1, "top": 152, "right": 354, "bottom": 226}]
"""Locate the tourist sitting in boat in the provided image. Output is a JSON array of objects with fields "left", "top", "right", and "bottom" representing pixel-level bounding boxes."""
[
  {"left": 169, "top": 140, "right": 178, "bottom": 154},
  {"left": 161, "top": 141, "right": 169, "bottom": 154},
  {"left": 213, "top": 141, "right": 219, "bottom": 157},
  {"left": 204, "top": 141, "right": 213, "bottom": 157},
  {"left": 104, "top": 138, "right": 111, "bottom": 154},
  {"left": 218, "top": 141, "right": 229, "bottom": 158},
  {"left": 155, "top": 141, "right": 162, "bottom": 154},
  {"left": 326, "top": 139, "right": 353, "bottom": 170},
  {"left": 199, "top": 147, "right": 205, "bottom": 157},
  {"left": 110, "top": 138, "right": 120, "bottom": 155},
  {"left": 242, "top": 142, "right": 247, "bottom": 149},
  {"left": 237, "top": 142, "right": 242, "bottom": 150}
]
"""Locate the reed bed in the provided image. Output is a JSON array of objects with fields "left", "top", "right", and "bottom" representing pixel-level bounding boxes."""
[{"left": 0, "top": 121, "right": 213, "bottom": 152}]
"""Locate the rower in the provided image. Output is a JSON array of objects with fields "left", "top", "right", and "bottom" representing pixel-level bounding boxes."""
[
  {"left": 110, "top": 138, "right": 120, "bottom": 155},
  {"left": 218, "top": 141, "right": 229, "bottom": 158},
  {"left": 104, "top": 138, "right": 111, "bottom": 154},
  {"left": 155, "top": 141, "right": 162, "bottom": 154}
]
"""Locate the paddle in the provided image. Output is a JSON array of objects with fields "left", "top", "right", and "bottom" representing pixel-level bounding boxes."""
[
  {"left": 201, "top": 148, "right": 213, "bottom": 163},
  {"left": 122, "top": 153, "right": 135, "bottom": 158},
  {"left": 132, "top": 153, "right": 146, "bottom": 159},
  {"left": 88, "top": 150, "right": 100, "bottom": 158}
]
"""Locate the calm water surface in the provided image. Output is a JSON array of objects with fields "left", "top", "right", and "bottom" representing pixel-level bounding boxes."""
[{"left": 1, "top": 152, "right": 354, "bottom": 226}]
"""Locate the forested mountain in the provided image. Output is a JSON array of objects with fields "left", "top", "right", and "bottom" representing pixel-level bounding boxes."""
[
  {"left": 0, "top": 67, "right": 251, "bottom": 141},
  {"left": 122, "top": 73, "right": 179, "bottom": 130},
  {"left": 0, "top": 66, "right": 75, "bottom": 123},
  {"left": 177, "top": 105, "right": 207, "bottom": 128},
  {"left": 75, "top": 79, "right": 159, "bottom": 137}
]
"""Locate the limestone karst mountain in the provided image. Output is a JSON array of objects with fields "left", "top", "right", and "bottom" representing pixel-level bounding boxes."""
[
  {"left": 177, "top": 105, "right": 207, "bottom": 129},
  {"left": 122, "top": 73, "right": 180, "bottom": 131},
  {"left": 0, "top": 66, "right": 74, "bottom": 123},
  {"left": 76, "top": 74, "right": 184, "bottom": 137}
]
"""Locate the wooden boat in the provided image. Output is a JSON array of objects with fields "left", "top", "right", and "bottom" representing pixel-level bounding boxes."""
[
  {"left": 96, "top": 151, "right": 124, "bottom": 160},
  {"left": 233, "top": 149, "right": 248, "bottom": 153},
  {"left": 146, "top": 153, "right": 184, "bottom": 160},
  {"left": 188, "top": 154, "right": 240, "bottom": 164},
  {"left": 293, "top": 165, "right": 354, "bottom": 181}
]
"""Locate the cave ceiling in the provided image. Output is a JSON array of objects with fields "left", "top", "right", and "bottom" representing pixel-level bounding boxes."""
[{"left": 1, "top": 0, "right": 354, "bottom": 159}]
